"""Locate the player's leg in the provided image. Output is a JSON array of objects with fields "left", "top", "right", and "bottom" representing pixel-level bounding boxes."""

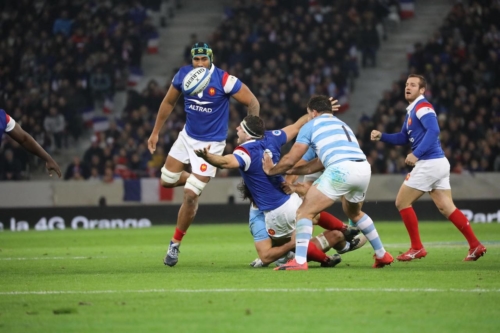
[
  {"left": 310, "top": 230, "right": 343, "bottom": 268},
  {"left": 276, "top": 184, "right": 336, "bottom": 271},
  {"left": 164, "top": 132, "right": 224, "bottom": 266},
  {"left": 395, "top": 161, "right": 434, "bottom": 261},
  {"left": 395, "top": 183, "right": 427, "bottom": 260},
  {"left": 429, "top": 188, "right": 486, "bottom": 261},
  {"left": 342, "top": 160, "right": 393, "bottom": 268},
  {"left": 249, "top": 206, "right": 295, "bottom": 266}
]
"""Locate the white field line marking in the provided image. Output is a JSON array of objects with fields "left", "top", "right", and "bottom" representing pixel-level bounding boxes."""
[
  {"left": 0, "top": 256, "right": 108, "bottom": 261},
  {"left": 1, "top": 288, "right": 499, "bottom": 296}
]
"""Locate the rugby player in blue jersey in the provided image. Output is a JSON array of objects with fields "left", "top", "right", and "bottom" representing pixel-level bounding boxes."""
[
  {"left": 147, "top": 42, "right": 260, "bottom": 267},
  {"left": 195, "top": 109, "right": 361, "bottom": 267},
  {"left": 371, "top": 74, "right": 486, "bottom": 261},
  {"left": 0, "top": 109, "right": 61, "bottom": 178},
  {"left": 263, "top": 95, "right": 393, "bottom": 270}
]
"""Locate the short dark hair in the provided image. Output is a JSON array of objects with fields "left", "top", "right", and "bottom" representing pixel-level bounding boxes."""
[
  {"left": 307, "top": 95, "right": 332, "bottom": 113},
  {"left": 408, "top": 74, "right": 427, "bottom": 89},
  {"left": 242, "top": 115, "right": 265, "bottom": 138}
]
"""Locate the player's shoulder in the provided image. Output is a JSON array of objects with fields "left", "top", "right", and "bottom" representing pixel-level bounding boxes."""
[
  {"left": 175, "top": 65, "right": 195, "bottom": 78},
  {"left": 415, "top": 98, "right": 434, "bottom": 111},
  {"left": 265, "top": 129, "right": 284, "bottom": 137}
]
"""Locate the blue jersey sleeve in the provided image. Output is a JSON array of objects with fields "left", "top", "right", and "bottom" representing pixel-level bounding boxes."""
[
  {"left": 301, "top": 147, "right": 316, "bottom": 162},
  {"left": 172, "top": 70, "right": 183, "bottom": 91},
  {"left": 381, "top": 117, "right": 409, "bottom": 145},
  {"left": 412, "top": 113, "right": 440, "bottom": 159},
  {"left": 269, "top": 129, "right": 287, "bottom": 147}
]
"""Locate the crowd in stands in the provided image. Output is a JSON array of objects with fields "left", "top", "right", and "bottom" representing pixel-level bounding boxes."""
[
  {"left": 357, "top": 0, "right": 500, "bottom": 174},
  {"left": 7, "top": 0, "right": 497, "bottom": 182},
  {"left": 0, "top": 0, "right": 158, "bottom": 180},
  {"left": 68, "top": 0, "right": 396, "bottom": 181}
]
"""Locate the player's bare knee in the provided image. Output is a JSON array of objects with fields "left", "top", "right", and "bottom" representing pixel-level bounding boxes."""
[{"left": 161, "top": 167, "right": 182, "bottom": 187}]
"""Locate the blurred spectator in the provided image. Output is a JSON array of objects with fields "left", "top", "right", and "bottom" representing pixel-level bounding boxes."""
[
  {"left": 43, "top": 107, "right": 66, "bottom": 152},
  {"left": 64, "top": 156, "right": 90, "bottom": 180},
  {"left": 0, "top": 0, "right": 160, "bottom": 179},
  {"left": 0, "top": 149, "right": 23, "bottom": 180}
]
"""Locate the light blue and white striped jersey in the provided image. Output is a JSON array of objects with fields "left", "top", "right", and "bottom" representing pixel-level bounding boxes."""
[{"left": 296, "top": 114, "right": 366, "bottom": 168}]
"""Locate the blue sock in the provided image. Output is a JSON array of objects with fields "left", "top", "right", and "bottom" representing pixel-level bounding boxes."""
[
  {"left": 355, "top": 214, "right": 386, "bottom": 258},
  {"left": 295, "top": 218, "right": 313, "bottom": 264}
]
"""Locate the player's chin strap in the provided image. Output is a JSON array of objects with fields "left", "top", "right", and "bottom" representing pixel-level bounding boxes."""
[{"left": 240, "top": 120, "right": 263, "bottom": 139}]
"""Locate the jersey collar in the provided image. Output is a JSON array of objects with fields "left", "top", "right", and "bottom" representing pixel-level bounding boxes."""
[
  {"left": 241, "top": 139, "right": 256, "bottom": 146},
  {"left": 406, "top": 95, "right": 425, "bottom": 113},
  {"left": 209, "top": 64, "right": 215, "bottom": 74}
]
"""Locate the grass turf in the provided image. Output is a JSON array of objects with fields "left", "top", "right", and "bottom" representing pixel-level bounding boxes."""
[{"left": 0, "top": 222, "right": 499, "bottom": 333}]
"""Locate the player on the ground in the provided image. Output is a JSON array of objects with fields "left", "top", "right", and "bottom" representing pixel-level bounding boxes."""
[
  {"left": 0, "top": 109, "right": 61, "bottom": 178},
  {"left": 194, "top": 112, "right": 360, "bottom": 267},
  {"left": 371, "top": 74, "right": 486, "bottom": 261},
  {"left": 263, "top": 95, "right": 393, "bottom": 270},
  {"left": 147, "top": 42, "right": 260, "bottom": 267},
  {"left": 236, "top": 181, "right": 366, "bottom": 268}
]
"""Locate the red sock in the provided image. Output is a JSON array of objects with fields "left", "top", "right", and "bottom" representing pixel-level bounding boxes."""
[
  {"left": 317, "top": 212, "right": 346, "bottom": 231},
  {"left": 448, "top": 209, "right": 480, "bottom": 248},
  {"left": 307, "top": 242, "right": 328, "bottom": 263},
  {"left": 173, "top": 227, "right": 186, "bottom": 242},
  {"left": 399, "top": 207, "right": 424, "bottom": 249}
]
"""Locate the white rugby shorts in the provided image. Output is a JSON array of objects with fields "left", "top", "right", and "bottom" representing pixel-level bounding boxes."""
[
  {"left": 168, "top": 128, "right": 226, "bottom": 177},
  {"left": 315, "top": 160, "right": 371, "bottom": 203},
  {"left": 404, "top": 157, "right": 451, "bottom": 192},
  {"left": 264, "top": 193, "right": 302, "bottom": 239}
]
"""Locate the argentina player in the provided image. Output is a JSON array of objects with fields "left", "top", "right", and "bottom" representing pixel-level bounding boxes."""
[
  {"left": 371, "top": 74, "right": 486, "bottom": 262},
  {"left": 147, "top": 42, "right": 260, "bottom": 267},
  {"left": 264, "top": 95, "right": 394, "bottom": 270}
]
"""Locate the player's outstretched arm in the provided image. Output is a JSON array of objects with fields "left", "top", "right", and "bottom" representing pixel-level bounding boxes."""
[
  {"left": 148, "top": 85, "right": 182, "bottom": 154},
  {"left": 7, "top": 124, "right": 61, "bottom": 178},
  {"left": 232, "top": 83, "right": 260, "bottom": 116},
  {"left": 194, "top": 145, "right": 239, "bottom": 169},
  {"left": 287, "top": 157, "right": 324, "bottom": 175},
  {"left": 371, "top": 122, "right": 409, "bottom": 145},
  {"left": 282, "top": 114, "right": 310, "bottom": 143},
  {"left": 262, "top": 142, "right": 309, "bottom": 176}
]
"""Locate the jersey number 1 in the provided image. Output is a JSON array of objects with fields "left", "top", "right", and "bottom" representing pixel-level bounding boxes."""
[{"left": 342, "top": 125, "right": 352, "bottom": 142}]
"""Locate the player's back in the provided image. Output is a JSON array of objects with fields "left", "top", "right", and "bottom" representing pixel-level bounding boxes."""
[
  {"left": 172, "top": 65, "right": 242, "bottom": 142},
  {"left": 299, "top": 114, "right": 366, "bottom": 168},
  {"left": 234, "top": 130, "right": 289, "bottom": 211}
]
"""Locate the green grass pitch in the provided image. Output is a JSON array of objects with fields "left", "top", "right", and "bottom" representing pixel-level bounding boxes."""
[{"left": 0, "top": 222, "right": 499, "bottom": 333}]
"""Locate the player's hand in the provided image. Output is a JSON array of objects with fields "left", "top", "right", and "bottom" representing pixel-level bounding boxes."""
[
  {"left": 46, "top": 160, "right": 62, "bottom": 178},
  {"left": 148, "top": 133, "right": 159, "bottom": 154},
  {"left": 329, "top": 97, "right": 341, "bottom": 112},
  {"left": 281, "top": 181, "right": 296, "bottom": 195},
  {"left": 371, "top": 130, "right": 382, "bottom": 141},
  {"left": 405, "top": 153, "right": 418, "bottom": 166},
  {"left": 262, "top": 152, "right": 274, "bottom": 175},
  {"left": 194, "top": 145, "right": 211, "bottom": 159}
]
